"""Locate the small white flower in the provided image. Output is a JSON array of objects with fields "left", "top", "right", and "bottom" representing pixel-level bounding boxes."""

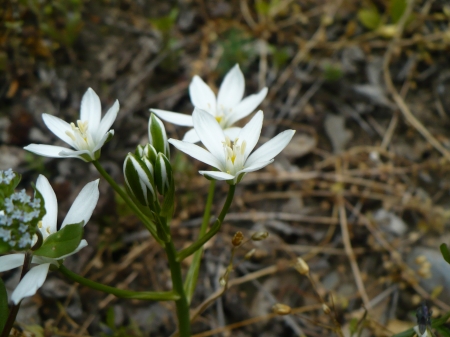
[
  {"left": 24, "top": 88, "right": 119, "bottom": 162},
  {"left": 151, "top": 64, "right": 268, "bottom": 143},
  {"left": 169, "top": 108, "right": 295, "bottom": 184},
  {"left": 0, "top": 175, "right": 99, "bottom": 304},
  {"left": 414, "top": 325, "right": 436, "bottom": 337}
]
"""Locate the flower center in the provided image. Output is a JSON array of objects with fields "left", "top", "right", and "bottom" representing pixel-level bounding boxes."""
[
  {"left": 65, "top": 120, "right": 94, "bottom": 150},
  {"left": 223, "top": 136, "right": 246, "bottom": 175},
  {"left": 216, "top": 104, "right": 233, "bottom": 128}
]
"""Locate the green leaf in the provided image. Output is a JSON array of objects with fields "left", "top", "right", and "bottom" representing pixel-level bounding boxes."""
[
  {"left": 440, "top": 243, "right": 450, "bottom": 264},
  {"left": 390, "top": 0, "right": 407, "bottom": 24},
  {"left": 0, "top": 278, "right": 8, "bottom": 332},
  {"left": 33, "top": 222, "right": 84, "bottom": 258},
  {"left": 357, "top": 7, "right": 382, "bottom": 30}
]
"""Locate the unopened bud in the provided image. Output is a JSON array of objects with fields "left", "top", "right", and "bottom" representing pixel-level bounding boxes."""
[
  {"left": 232, "top": 231, "right": 244, "bottom": 246},
  {"left": 148, "top": 113, "right": 170, "bottom": 158},
  {"left": 251, "top": 231, "right": 269, "bottom": 241},
  {"left": 273, "top": 303, "right": 291, "bottom": 315},
  {"left": 219, "top": 276, "right": 227, "bottom": 287},
  {"left": 322, "top": 303, "right": 331, "bottom": 314},
  {"left": 154, "top": 153, "right": 173, "bottom": 195},
  {"left": 123, "top": 153, "right": 156, "bottom": 207},
  {"left": 245, "top": 248, "right": 256, "bottom": 259},
  {"left": 295, "top": 257, "right": 309, "bottom": 275},
  {"left": 143, "top": 144, "right": 158, "bottom": 164}
]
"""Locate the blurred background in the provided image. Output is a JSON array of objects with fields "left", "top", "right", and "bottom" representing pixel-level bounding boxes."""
[{"left": 2, "top": 0, "right": 450, "bottom": 336}]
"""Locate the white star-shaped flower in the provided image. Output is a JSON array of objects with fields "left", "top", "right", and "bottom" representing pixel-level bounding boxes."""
[
  {"left": 168, "top": 108, "right": 295, "bottom": 184},
  {"left": 0, "top": 175, "right": 99, "bottom": 304},
  {"left": 24, "top": 88, "right": 119, "bottom": 162},
  {"left": 151, "top": 64, "right": 268, "bottom": 143}
]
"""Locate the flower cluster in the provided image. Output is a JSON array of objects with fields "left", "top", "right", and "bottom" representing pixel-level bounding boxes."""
[
  {"left": 0, "top": 170, "right": 45, "bottom": 252},
  {"left": 0, "top": 175, "right": 99, "bottom": 304}
]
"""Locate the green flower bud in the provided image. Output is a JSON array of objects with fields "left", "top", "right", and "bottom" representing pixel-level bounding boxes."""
[
  {"left": 123, "top": 153, "right": 157, "bottom": 207},
  {"left": 135, "top": 144, "right": 145, "bottom": 157},
  {"left": 154, "top": 153, "right": 173, "bottom": 196},
  {"left": 149, "top": 114, "right": 170, "bottom": 158},
  {"left": 143, "top": 144, "right": 158, "bottom": 164}
]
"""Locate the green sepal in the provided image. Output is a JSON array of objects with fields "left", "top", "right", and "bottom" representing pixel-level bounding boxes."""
[
  {"left": 135, "top": 144, "right": 145, "bottom": 157},
  {"left": 143, "top": 144, "right": 158, "bottom": 164},
  {"left": 33, "top": 222, "right": 84, "bottom": 259},
  {"left": 155, "top": 153, "right": 173, "bottom": 196},
  {"left": 149, "top": 114, "right": 170, "bottom": 158},
  {"left": 123, "top": 153, "right": 157, "bottom": 207},
  {"left": 0, "top": 278, "right": 8, "bottom": 332},
  {"left": 441, "top": 243, "right": 450, "bottom": 264}
]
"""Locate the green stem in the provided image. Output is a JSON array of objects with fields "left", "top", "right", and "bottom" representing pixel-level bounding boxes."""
[
  {"left": 184, "top": 180, "right": 216, "bottom": 303},
  {"left": 164, "top": 240, "right": 191, "bottom": 337},
  {"left": 177, "top": 184, "right": 235, "bottom": 262},
  {"left": 58, "top": 265, "right": 179, "bottom": 301},
  {"left": 1, "top": 252, "right": 32, "bottom": 337},
  {"left": 92, "top": 160, "right": 163, "bottom": 245}
]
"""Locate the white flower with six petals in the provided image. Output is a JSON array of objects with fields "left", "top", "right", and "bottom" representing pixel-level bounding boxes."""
[
  {"left": 168, "top": 108, "right": 295, "bottom": 184},
  {"left": 0, "top": 175, "right": 99, "bottom": 304},
  {"left": 24, "top": 88, "right": 119, "bottom": 162},
  {"left": 151, "top": 64, "right": 268, "bottom": 143}
]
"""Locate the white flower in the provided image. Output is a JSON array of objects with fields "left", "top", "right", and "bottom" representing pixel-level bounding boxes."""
[
  {"left": 151, "top": 64, "right": 268, "bottom": 143},
  {"left": 24, "top": 88, "right": 119, "bottom": 162},
  {"left": 168, "top": 108, "right": 295, "bottom": 184},
  {"left": 0, "top": 175, "right": 99, "bottom": 304}
]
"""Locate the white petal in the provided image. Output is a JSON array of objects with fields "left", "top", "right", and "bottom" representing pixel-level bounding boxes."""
[
  {"left": 59, "top": 148, "right": 93, "bottom": 161},
  {"left": 96, "top": 100, "right": 119, "bottom": 141},
  {"left": 237, "top": 110, "right": 263, "bottom": 160},
  {"left": 80, "top": 88, "right": 101, "bottom": 132},
  {"left": 62, "top": 180, "right": 100, "bottom": 228},
  {"left": 92, "top": 130, "right": 114, "bottom": 153},
  {"left": 192, "top": 108, "right": 226, "bottom": 161},
  {"left": 0, "top": 254, "right": 25, "bottom": 272},
  {"left": 226, "top": 87, "right": 268, "bottom": 126},
  {"left": 240, "top": 159, "right": 273, "bottom": 174},
  {"left": 36, "top": 175, "right": 58, "bottom": 236},
  {"left": 217, "top": 64, "right": 245, "bottom": 108},
  {"left": 11, "top": 263, "right": 50, "bottom": 304},
  {"left": 32, "top": 255, "right": 57, "bottom": 265},
  {"left": 223, "top": 127, "right": 241, "bottom": 141},
  {"left": 42, "top": 114, "right": 75, "bottom": 147},
  {"left": 24, "top": 144, "right": 71, "bottom": 158},
  {"left": 169, "top": 139, "right": 223, "bottom": 170},
  {"left": 198, "top": 170, "right": 235, "bottom": 181},
  {"left": 189, "top": 76, "right": 216, "bottom": 115},
  {"left": 182, "top": 128, "right": 200, "bottom": 143},
  {"left": 245, "top": 130, "right": 295, "bottom": 167},
  {"left": 151, "top": 109, "right": 194, "bottom": 127}
]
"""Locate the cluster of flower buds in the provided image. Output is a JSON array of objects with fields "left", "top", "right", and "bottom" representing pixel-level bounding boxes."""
[
  {"left": 123, "top": 114, "right": 174, "bottom": 215},
  {"left": 0, "top": 169, "right": 46, "bottom": 253}
]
